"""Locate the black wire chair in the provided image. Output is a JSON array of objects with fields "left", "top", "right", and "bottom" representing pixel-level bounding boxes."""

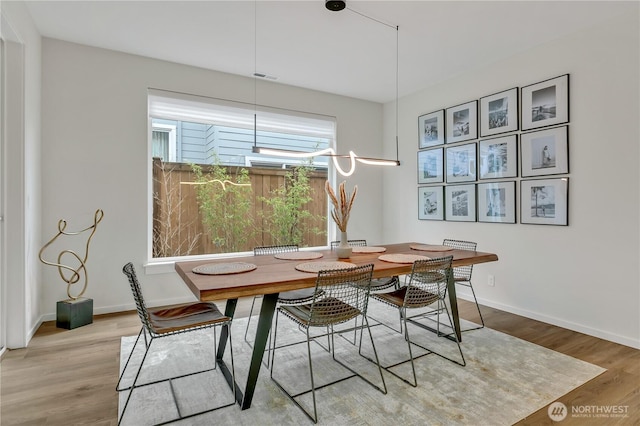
[
  {"left": 371, "top": 256, "right": 465, "bottom": 387},
  {"left": 443, "top": 239, "right": 484, "bottom": 331},
  {"left": 330, "top": 239, "right": 400, "bottom": 292},
  {"left": 244, "top": 245, "right": 298, "bottom": 346},
  {"left": 331, "top": 239, "right": 402, "bottom": 340},
  {"left": 270, "top": 263, "right": 386, "bottom": 423},
  {"left": 244, "top": 245, "right": 322, "bottom": 366},
  {"left": 117, "top": 262, "right": 236, "bottom": 425}
]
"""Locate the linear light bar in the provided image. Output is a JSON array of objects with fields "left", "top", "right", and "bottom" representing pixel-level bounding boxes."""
[{"left": 252, "top": 146, "right": 399, "bottom": 176}]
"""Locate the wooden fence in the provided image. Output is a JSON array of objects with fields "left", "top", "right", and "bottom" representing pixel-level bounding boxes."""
[{"left": 152, "top": 158, "right": 328, "bottom": 257}]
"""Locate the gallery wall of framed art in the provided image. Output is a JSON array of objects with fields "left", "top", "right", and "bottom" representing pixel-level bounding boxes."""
[{"left": 416, "top": 74, "right": 570, "bottom": 225}]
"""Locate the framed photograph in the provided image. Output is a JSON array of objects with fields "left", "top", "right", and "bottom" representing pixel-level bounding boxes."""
[
  {"left": 446, "top": 142, "right": 476, "bottom": 183},
  {"left": 521, "top": 126, "right": 569, "bottom": 177},
  {"left": 480, "top": 87, "right": 519, "bottom": 137},
  {"left": 521, "top": 74, "right": 569, "bottom": 130},
  {"left": 479, "top": 135, "right": 518, "bottom": 180},
  {"left": 418, "top": 186, "right": 444, "bottom": 220},
  {"left": 445, "top": 184, "right": 476, "bottom": 222},
  {"left": 418, "top": 110, "right": 445, "bottom": 148},
  {"left": 417, "top": 148, "right": 444, "bottom": 184},
  {"left": 445, "top": 100, "right": 478, "bottom": 143},
  {"left": 477, "top": 181, "right": 516, "bottom": 223},
  {"left": 521, "top": 178, "right": 568, "bottom": 226}
]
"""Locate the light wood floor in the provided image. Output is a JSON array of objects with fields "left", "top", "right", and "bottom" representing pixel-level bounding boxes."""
[{"left": 1, "top": 298, "right": 638, "bottom": 425}]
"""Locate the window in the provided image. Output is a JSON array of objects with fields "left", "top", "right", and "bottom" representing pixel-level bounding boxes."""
[
  {"left": 149, "top": 90, "right": 332, "bottom": 260},
  {"left": 151, "top": 122, "right": 176, "bottom": 162}
]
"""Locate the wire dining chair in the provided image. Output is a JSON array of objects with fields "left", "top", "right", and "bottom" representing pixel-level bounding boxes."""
[
  {"left": 371, "top": 256, "right": 465, "bottom": 387},
  {"left": 330, "top": 239, "right": 400, "bottom": 292},
  {"left": 443, "top": 239, "right": 484, "bottom": 331},
  {"left": 270, "top": 263, "right": 386, "bottom": 423},
  {"left": 117, "top": 262, "right": 236, "bottom": 425},
  {"left": 244, "top": 245, "right": 322, "bottom": 366}
]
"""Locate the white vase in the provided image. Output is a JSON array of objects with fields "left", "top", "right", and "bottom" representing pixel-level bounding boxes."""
[{"left": 336, "top": 231, "right": 352, "bottom": 258}]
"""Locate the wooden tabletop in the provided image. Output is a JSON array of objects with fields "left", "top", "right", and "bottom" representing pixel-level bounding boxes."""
[{"left": 175, "top": 242, "right": 498, "bottom": 301}]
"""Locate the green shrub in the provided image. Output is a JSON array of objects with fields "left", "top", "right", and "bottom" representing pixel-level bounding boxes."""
[
  {"left": 260, "top": 165, "right": 325, "bottom": 247},
  {"left": 192, "top": 161, "right": 256, "bottom": 253}
]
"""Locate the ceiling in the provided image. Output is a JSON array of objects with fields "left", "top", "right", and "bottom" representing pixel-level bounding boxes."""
[{"left": 24, "top": 1, "right": 635, "bottom": 104}]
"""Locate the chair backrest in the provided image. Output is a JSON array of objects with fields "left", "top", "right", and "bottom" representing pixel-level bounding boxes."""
[
  {"left": 309, "top": 264, "right": 374, "bottom": 326},
  {"left": 254, "top": 245, "right": 299, "bottom": 256},
  {"left": 122, "top": 262, "right": 153, "bottom": 332},
  {"left": 442, "top": 239, "right": 477, "bottom": 281},
  {"left": 330, "top": 239, "right": 367, "bottom": 249},
  {"left": 404, "top": 256, "right": 453, "bottom": 308}
]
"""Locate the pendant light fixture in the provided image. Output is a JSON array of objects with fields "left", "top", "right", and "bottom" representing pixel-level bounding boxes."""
[
  {"left": 252, "top": 2, "right": 401, "bottom": 176},
  {"left": 325, "top": 1, "right": 346, "bottom": 11}
]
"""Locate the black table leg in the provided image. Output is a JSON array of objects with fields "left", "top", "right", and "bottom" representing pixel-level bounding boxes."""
[
  {"left": 216, "top": 298, "right": 243, "bottom": 404},
  {"left": 241, "top": 292, "right": 278, "bottom": 410},
  {"left": 447, "top": 272, "right": 463, "bottom": 342}
]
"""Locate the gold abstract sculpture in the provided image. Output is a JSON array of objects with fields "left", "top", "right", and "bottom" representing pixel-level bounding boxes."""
[{"left": 39, "top": 209, "right": 104, "bottom": 300}]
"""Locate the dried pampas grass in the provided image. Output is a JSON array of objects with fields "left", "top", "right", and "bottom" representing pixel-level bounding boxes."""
[{"left": 325, "top": 180, "right": 358, "bottom": 232}]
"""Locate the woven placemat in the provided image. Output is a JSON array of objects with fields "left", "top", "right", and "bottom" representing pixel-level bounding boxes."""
[
  {"left": 410, "top": 244, "right": 454, "bottom": 252},
  {"left": 351, "top": 246, "right": 387, "bottom": 254},
  {"left": 295, "top": 261, "right": 354, "bottom": 273},
  {"left": 378, "top": 253, "right": 430, "bottom": 264},
  {"left": 192, "top": 262, "right": 257, "bottom": 275},
  {"left": 274, "top": 251, "right": 323, "bottom": 260}
]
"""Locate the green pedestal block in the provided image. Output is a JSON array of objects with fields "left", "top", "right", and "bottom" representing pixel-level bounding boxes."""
[{"left": 56, "top": 297, "right": 93, "bottom": 329}]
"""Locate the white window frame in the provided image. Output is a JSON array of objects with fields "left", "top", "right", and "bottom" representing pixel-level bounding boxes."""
[
  {"left": 145, "top": 90, "right": 335, "bottom": 272},
  {"left": 151, "top": 123, "right": 177, "bottom": 162}
]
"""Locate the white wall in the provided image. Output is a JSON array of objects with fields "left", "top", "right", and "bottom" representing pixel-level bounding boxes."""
[
  {"left": 39, "top": 39, "right": 384, "bottom": 317},
  {"left": 22, "top": 2, "right": 640, "bottom": 350},
  {"left": 1, "top": 0, "right": 42, "bottom": 348},
  {"left": 382, "top": 12, "right": 640, "bottom": 348}
]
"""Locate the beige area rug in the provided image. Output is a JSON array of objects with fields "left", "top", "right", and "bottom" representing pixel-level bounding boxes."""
[{"left": 118, "top": 299, "right": 605, "bottom": 425}]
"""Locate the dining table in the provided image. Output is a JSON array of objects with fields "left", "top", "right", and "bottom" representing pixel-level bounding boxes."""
[{"left": 174, "top": 242, "right": 498, "bottom": 410}]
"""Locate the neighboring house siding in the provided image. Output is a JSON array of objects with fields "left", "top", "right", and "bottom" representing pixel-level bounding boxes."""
[
  {"left": 217, "top": 127, "right": 253, "bottom": 165},
  {"left": 180, "top": 122, "right": 208, "bottom": 164},
  {"left": 205, "top": 125, "right": 216, "bottom": 164},
  {"left": 152, "top": 119, "right": 329, "bottom": 167}
]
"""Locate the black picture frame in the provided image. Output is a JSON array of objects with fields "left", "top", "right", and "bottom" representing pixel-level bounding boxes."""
[
  {"left": 418, "top": 186, "right": 444, "bottom": 220},
  {"left": 445, "top": 184, "right": 477, "bottom": 222},
  {"left": 521, "top": 74, "right": 569, "bottom": 131},
  {"left": 477, "top": 181, "right": 517, "bottom": 223},
  {"left": 521, "top": 126, "right": 569, "bottom": 177},
  {"left": 446, "top": 142, "right": 477, "bottom": 183},
  {"left": 478, "top": 135, "right": 518, "bottom": 180},
  {"left": 417, "top": 148, "right": 444, "bottom": 184},
  {"left": 480, "top": 87, "right": 519, "bottom": 137},
  {"left": 445, "top": 100, "right": 478, "bottom": 143},
  {"left": 520, "top": 178, "right": 569, "bottom": 225},
  {"left": 418, "top": 110, "right": 445, "bottom": 148}
]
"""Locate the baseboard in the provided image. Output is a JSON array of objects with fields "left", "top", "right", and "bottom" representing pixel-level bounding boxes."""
[
  {"left": 40, "top": 295, "right": 199, "bottom": 323},
  {"left": 37, "top": 292, "right": 639, "bottom": 350},
  {"left": 468, "top": 294, "right": 640, "bottom": 350},
  {"left": 28, "top": 317, "right": 43, "bottom": 344}
]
